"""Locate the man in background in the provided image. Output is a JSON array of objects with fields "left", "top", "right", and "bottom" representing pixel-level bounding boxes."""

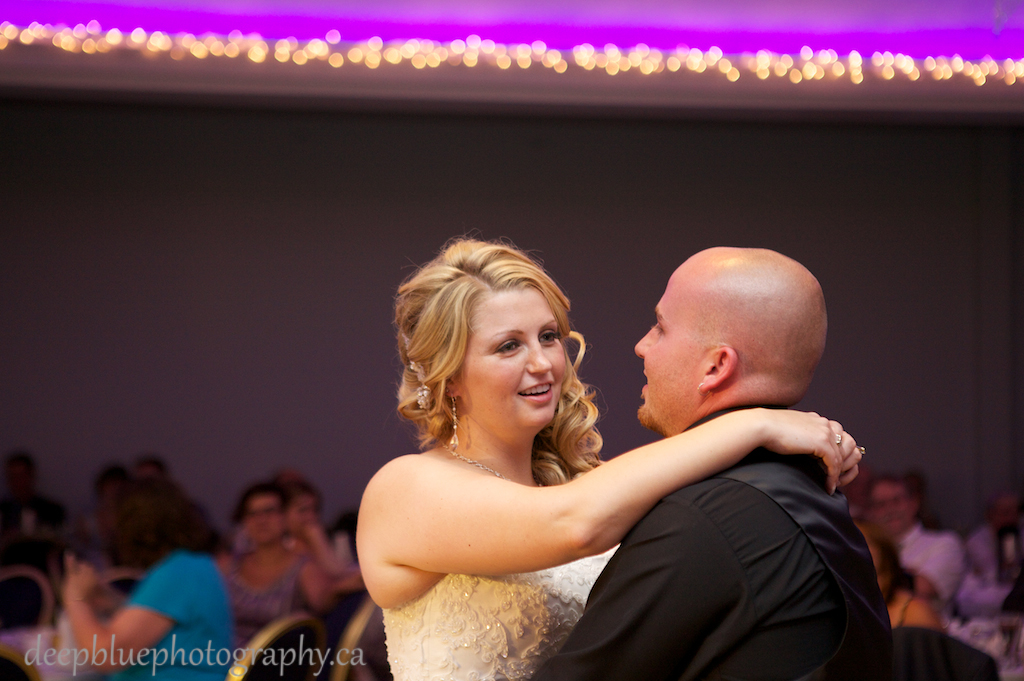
[
  {"left": 1, "top": 450, "right": 66, "bottom": 538},
  {"left": 956, "top": 491, "right": 1022, "bottom": 618},
  {"left": 868, "top": 475, "right": 965, "bottom": 613}
]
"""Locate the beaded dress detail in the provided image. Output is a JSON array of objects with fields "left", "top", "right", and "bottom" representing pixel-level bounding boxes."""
[{"left": 384, "top": 548, "right": 616, "bottom": 681}]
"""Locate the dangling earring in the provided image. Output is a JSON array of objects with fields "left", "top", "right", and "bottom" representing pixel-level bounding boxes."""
[{"left": 449, "top": 395, "right": 459, "bottom": 453}]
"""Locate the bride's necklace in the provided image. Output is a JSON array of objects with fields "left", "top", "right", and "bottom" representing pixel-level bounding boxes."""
[{"left": 444, "top": 444, "right": 510, "bottom": 481}]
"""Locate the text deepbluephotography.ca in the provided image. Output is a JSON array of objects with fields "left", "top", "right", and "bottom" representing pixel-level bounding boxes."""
[{"left": 23, "top": 633, "right": 367, "bottom": 677}]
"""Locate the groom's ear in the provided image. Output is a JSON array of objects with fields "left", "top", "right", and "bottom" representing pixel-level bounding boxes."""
[{"left": 699, "top": 345, "right": 738, "bottom": 392}]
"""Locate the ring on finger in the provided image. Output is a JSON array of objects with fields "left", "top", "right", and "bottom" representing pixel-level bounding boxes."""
[
  {"left": 834, "top": 433, "right": 842, "bottom": 445},
  {"left": 857, "top": 446, "right": 866, "bottom": 456}
]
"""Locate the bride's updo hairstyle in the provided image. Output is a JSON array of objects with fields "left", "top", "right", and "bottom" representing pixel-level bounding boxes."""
[{"left": 395, "top": 238, "right": 602, "bottom": 486}]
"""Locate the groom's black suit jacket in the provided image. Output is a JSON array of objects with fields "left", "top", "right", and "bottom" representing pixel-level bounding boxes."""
[{"left": 532, "top": 409, "right": 892, "bottom": 681}]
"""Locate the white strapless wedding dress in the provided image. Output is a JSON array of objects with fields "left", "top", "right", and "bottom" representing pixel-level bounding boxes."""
[{"left": 383, "top": 548, "right": 616, "bottom": 681}]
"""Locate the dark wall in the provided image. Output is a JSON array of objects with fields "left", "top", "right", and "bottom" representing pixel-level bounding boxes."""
[{"left": 1, "top": 99, "right": 1021, "bottom": 532}]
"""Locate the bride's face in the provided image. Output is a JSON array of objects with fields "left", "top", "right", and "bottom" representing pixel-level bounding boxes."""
[{"left": 449, "top": 287, "right": 566, "bottom": 446}]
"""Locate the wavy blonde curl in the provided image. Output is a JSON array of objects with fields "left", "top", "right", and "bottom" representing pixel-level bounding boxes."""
[{"left": 395, "top": 238, "right": 602, "bottom": 486}]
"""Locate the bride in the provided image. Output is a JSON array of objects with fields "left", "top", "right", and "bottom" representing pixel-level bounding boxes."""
[{"left": 357, "top": 238, "right": 859, "bottom": 681}]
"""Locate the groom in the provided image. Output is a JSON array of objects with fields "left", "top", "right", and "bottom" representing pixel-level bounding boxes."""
[{"left": 533, "top": 248, "right": 891, "bottom": 680}]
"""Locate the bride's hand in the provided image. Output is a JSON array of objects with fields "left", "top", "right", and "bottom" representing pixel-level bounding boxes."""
[
  {"left": 757, "top": 409, "right": 861, "bottom": 494},
  {"left": 835, "top": 429, "right": 862, "bottom": 490}
]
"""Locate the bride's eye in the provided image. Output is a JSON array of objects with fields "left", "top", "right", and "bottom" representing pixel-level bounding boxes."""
[
  {"left": 497, "top": 340, "right": 520, "bottom": 353},
  {"left": 540, "top": 330, "right": 561, "bottom": 343}
]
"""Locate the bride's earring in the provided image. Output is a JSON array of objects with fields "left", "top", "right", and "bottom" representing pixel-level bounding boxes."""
[{"left": 449, "top": 395, "right": 459, "bottom": 453}]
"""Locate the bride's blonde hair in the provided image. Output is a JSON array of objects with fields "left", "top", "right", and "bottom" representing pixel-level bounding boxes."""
[{"left": 395, "top": 238, "right": 602, "bottom": 485}]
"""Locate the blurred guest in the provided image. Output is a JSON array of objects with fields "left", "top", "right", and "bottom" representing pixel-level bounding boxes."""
[
  {"left": 272, "top": 468, "right": 307, "bottom": 487},
  {"left": 857, "top": 520, "right": 944, "bottom": 630},
  {"left": 320, "top": 508, "right": 367, "bottom": 646},
  {"left": 283, "top": 481, "right": 358, "bottom": 582},
  {"left": 62, "top": 479, "right": 232, "bottom": 680},
  {"left": 282, "top": 480, "right": 366, "bottom": 656},
  {"left": 1, "top": 450, "right": 66, "bottom": 538},
  {"left": 956, "top": 491, "right": 1023, "bottom": 618},
  {"left": 842, "top": 462, "right": 874, "bottom": 521},
  {"left": 1005, "top": 564, "right": 1024, "bottom": 612},
  {"left": 133, "top": 453, "right": 216, "bottom": 544},
  {"left": 869, "top": 475, "right": 965, "bottom": 612},
  {"left": 133, "top": 454, "right": 168, "bottom": 481},
  {"left": 73, "top": 464, "right": 129, "bottom": 569},
  {"left": 331, "top": 510, "right": 359, "bottom": 569},
  {"left": 220, "top": 482, "right": 335, "bottom": 646},
  {"left": 904, "top": 469, "right": 941, "bottom": 530}
]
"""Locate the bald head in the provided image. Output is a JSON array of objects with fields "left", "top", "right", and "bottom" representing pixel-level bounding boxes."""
[
  {"left": 676, "top": 247, "right": 826, "bottom": 404},
  {"left": 636, "top": 247, "right": 827, "bottom": 435}
]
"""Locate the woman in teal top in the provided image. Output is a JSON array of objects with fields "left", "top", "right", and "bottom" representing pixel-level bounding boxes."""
[{"left": 62, "top": 479, "right": 234, "bottom": 680}]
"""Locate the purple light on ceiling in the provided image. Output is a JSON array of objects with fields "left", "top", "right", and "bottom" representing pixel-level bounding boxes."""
[{"left": 3, "top": 0, "right": 1023, "bottom": 59}]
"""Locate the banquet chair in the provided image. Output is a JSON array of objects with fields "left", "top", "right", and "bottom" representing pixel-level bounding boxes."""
[
  {"left": 329, "top": 594, "right": 390, "bottom": 681},
  {"left": 227, "top": 614, "right": 326, "bottom": 681},
  {"left": 0, "top": 538, "right": 62, "bottom": 584},
  {"left": 0, "top": 642, "right": 44, "bottom": 681},
  {"left": 892, "top": 626, "right": 1000, "bottom": 681},
  {"left": 0, "top": 566, "right": 54, "bottom": 629},
  {"left": 1, "top": 537, "right": 63, "bottom": 605},
  {"left": 321, "top": 591, "right": 367, "bottom": 671}
]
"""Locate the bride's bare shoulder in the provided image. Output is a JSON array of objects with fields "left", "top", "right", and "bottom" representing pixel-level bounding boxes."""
[{"left": 363, "top": 451, "right": 451, "bottom": 498}]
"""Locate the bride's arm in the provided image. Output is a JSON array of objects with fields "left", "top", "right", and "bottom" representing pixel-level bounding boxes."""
[{"left": 358, "top": 408, "right": 856, "bottom": 607}]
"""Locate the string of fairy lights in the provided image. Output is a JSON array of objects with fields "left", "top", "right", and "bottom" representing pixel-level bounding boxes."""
[{"left": 2, "top": 19, "right": 1023, "bottom": 87}]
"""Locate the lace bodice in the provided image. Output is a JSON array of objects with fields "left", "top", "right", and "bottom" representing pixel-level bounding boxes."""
[{"left": 383, "top": 548, "right": 616, "bottom": 681}]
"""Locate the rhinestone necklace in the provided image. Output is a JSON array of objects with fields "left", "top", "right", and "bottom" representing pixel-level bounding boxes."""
[{"left": 445, "top": 445, "right": 510, "bottom": 481}]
